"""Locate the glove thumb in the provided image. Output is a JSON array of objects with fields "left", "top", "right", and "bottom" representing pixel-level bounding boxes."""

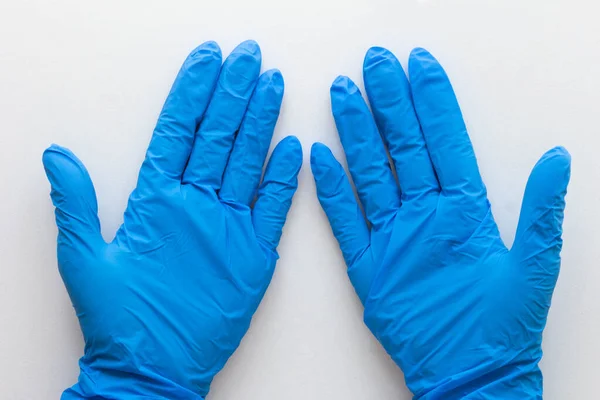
[
  {"left": 43, "top": 145, "right": 104, "bottom": 269},
  {"left": 511, "top": 146, "right": 571, "bottom": 291}
]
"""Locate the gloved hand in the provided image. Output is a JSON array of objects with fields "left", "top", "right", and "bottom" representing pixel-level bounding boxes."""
[
  {"left": 311, "top": 47, "right": 570, "bottom": 399},
  {"left": 43, "top": 40, "right": 302, "bottom": 399}
]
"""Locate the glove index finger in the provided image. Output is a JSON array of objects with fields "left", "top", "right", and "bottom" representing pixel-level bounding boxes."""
[
  {"left": 310, "top": 142, "right": 370, "bottom": 268},
  {"left": 252, "top": 136, "right": 302, "bottom": 252},
  {"left": 408, "top": 48, "right": 487, "bottom": 208}
]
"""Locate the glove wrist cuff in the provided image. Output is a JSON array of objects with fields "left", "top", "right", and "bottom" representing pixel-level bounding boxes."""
[
  {"left": 61, "top": 363, "right": 205, "bottom": 399},
  {"left": 414, "top": 359, "right": 543, "bottom": 399}
]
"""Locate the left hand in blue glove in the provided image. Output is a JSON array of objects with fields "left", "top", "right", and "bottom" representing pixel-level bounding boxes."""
[
  {"left": 311, "top": 46, "right": 570, "bottom": 399},
  {"left": 43, "top": 40, "right": 302, "bottom": 399}
]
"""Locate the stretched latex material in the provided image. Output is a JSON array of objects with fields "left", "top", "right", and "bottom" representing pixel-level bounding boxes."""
[
  {"left": 311, "top": 46, "right": 570, "bottom": 399},
  {"left": 43, "top": 40, "right": 302, "bottom": 399}
]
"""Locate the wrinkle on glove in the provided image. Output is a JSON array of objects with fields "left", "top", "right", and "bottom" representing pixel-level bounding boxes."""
[
  {"left": 44, "top": 40, "right": 302, "bottom": 400},
  {"left": 312, "top": 46, "right": 570, "bottom": 399}
]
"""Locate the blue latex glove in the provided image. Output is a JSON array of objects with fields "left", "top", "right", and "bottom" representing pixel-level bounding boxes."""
[
  {"left": 311, "top": 47, "right": 570, "bottom": 399},
  {"left": 43, "top": 40, "right": 302, "bottom": 399}
]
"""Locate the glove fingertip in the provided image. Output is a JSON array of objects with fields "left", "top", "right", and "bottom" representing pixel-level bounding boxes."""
[
  {"left": 310, "top": 142, "right": 338, "bottom": 181},
  {"left": 189, "top": 40, "right": 222, "bottom": 60},
  {"left": 43, "top": 145, "right": 88, "bottom": 186},
  {"left": 529, "top": 146, "right": 571, "bottom": 199},
  {"left": 408, "top": 47, "right": 442, "bottom": 80},
  {"left": 330, "top": 75, "right": 359, "bottom": 101},
  {"left": 409, "top": 47, "right": 434, "bottom": 63},
  {"left": 274, "top": 135, "right": 303, "bottom": 168},
  {"left": 536, "top": 146, "right": 571, "bottom": 174},
  {"left": 252, "top": 136, "right": 302, "bottom": 251},
  {"left": 42, "top": 145, "right": 98, "bottom": 212},
  {"left": 260, "top": 68, "right": 284, "bottom": 89},
  {"left": 363, "top": 46, "right": 395, "bottom": 69},
  {"left": 310, "top": 141, "right": 331, "bottom": 157},
  {"left": 230, "top": 39, "right": 262, "bottom": 65}
]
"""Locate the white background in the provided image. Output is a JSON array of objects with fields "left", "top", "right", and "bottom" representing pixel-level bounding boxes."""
[{"left": 1, "top": 0, "right": 599, "bottom": 398}]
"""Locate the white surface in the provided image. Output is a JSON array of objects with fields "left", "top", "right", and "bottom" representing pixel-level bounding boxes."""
[{"left": 1, "top": 0, "right": 599, "bottom": 398}]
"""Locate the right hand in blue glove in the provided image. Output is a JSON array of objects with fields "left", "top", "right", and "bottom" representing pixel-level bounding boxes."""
[
  {"left": 43, "top": 40, "right": 302, "bottom": 399},
  {"left": 311, "top": 47, "right": 570, "bottom": 399}
]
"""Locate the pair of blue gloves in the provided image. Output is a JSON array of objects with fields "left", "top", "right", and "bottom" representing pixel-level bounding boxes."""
[{"left": 43, "top": 40, "right": 570, "bottom": 399}]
